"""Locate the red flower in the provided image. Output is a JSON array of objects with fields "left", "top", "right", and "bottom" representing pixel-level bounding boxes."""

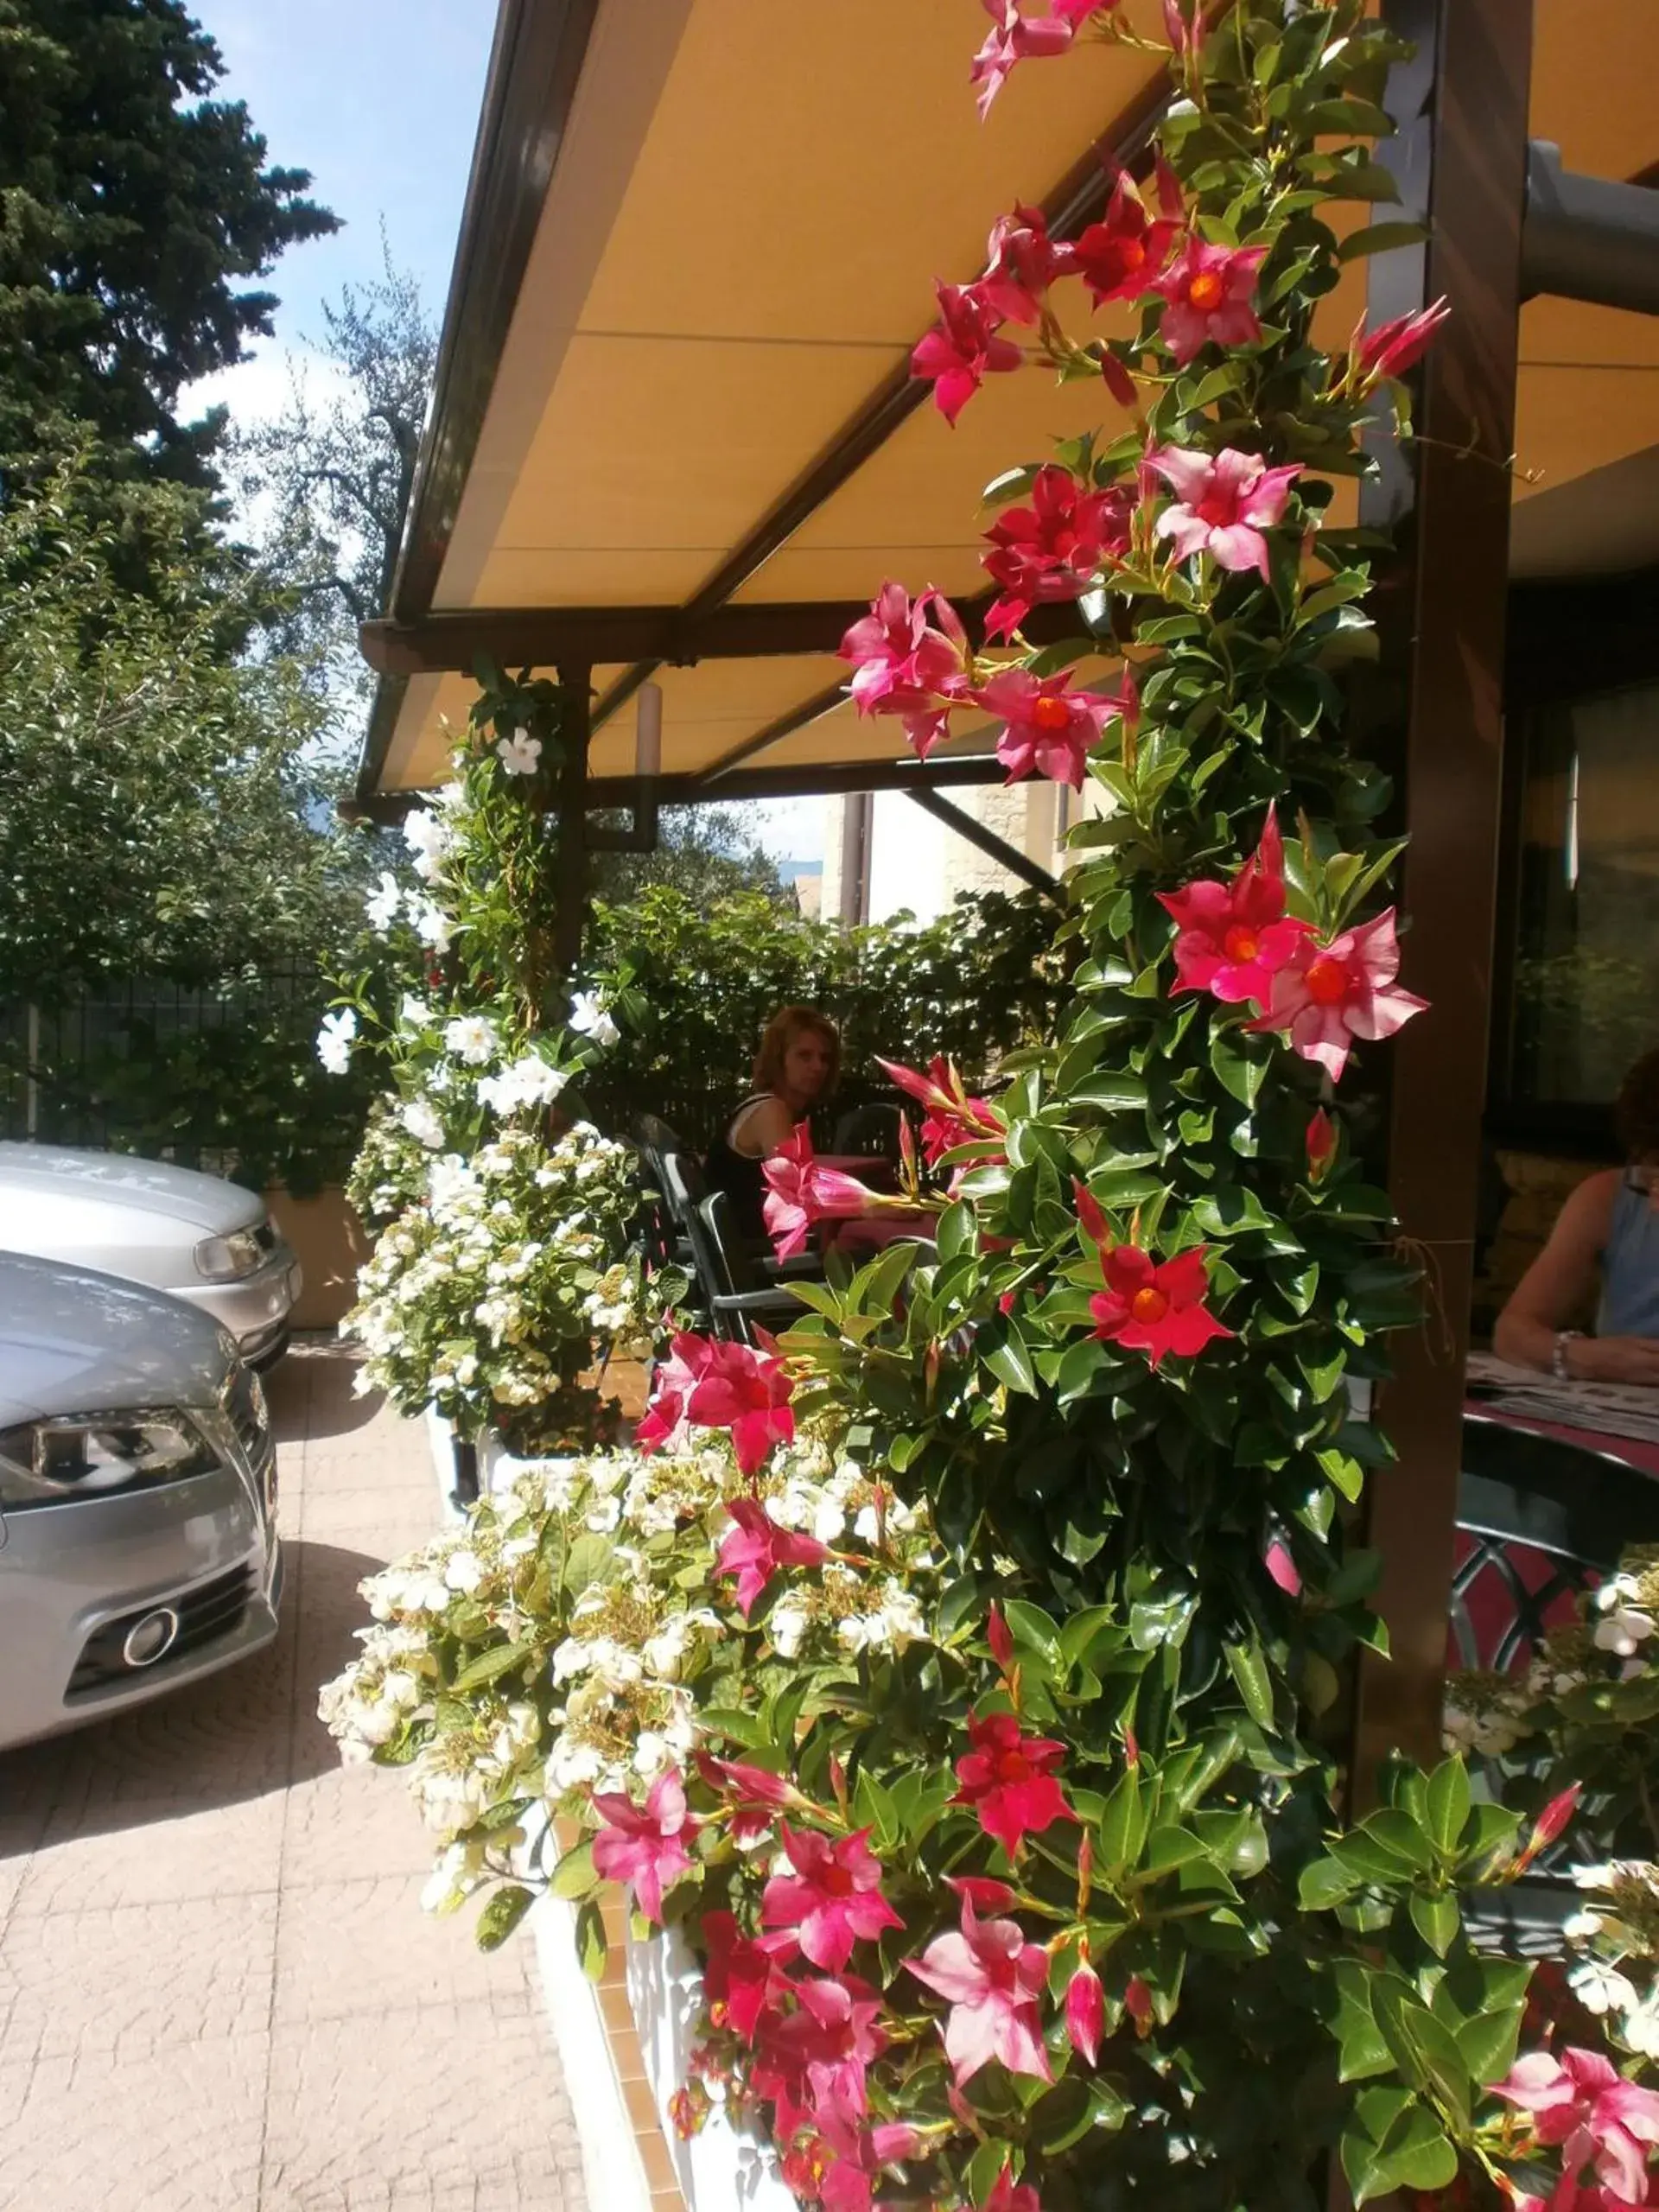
[
  {"left": 1155, "top": 809, "right": 1313, "bottom": 1004},
  {"left": 912, "top": 280, "right": 1023, "bottom": 425},
  {"left": 1090, "top": 1244, "right": 1232, "bottom": 1367},
  {"left": 695, "top": 1753, "right": 802, "bottom": 1844},
  {"left": 981, "top": 464, "right": 1133, "bottom": 639},
  {"left": 1123, "top": 1975, "right": 1155, "bottom": 2035},
  {"left": 1306, "top": 1106, "right": 1338, "bottom": 1182},
  {"left": 688, "top": 1336, "right": 797, "bottom": 1475},
  {"left": 952, "top": 1709, "right": 1074, "bottom": 1854},
  {"left": 838, "top": 581, "right": 970, "bottom": 757},
  {"left": 1264, "top": 1536, "right": 1301, "bottom": 1596},
  {"left": 1072, "top": 171, "right": 1179, "bottom": 306},
  {"left": 634, "top": 1330, "right": 709, "bottom": 1454},
  {"left": 750, "top": 1971, "right": 889, "bottom": 2137},
  {"left": 700, "top": 1909, "right": 797, "bottom": 2042},
  {"left": 810, "top": 2112, "right": 925, "bottom": 2212},
  {"left": 760, "top": 1826, "right": 905, "bottom": 1971},
  {"left": 1249, "top": 908, "right": 1427, "bottom": 1082},
  {"left": 1065, "top": 1957, "right": 1105, "bottom": 2066},
  {"left": 969, "top": 0, "right": 1104, "bottom": 118},
  {"left": 979, "top": 202, "right": 1075, "bottom": 327},
  {"left": 982, "top": 2166, "right": 1043, "bottom": 2212},
  {"left": 716, "top": 1497, "right": 828, "bottom": 1619},
  {"left": 1154, "top": 237, "right": 1267, "bottom": 364},
  {"left": 1353, "top": 296, "right": 1451, "bottom": 385},
  {"left": 977, "top": 666, "right": 1128, "bottom": 789},
  {"left": 590, "top": 1769, "right": 697, "bottom": 1923},
  {"left": 987, "top": 1603, "right": 1015, "bottom": 1675},
  {"left": 1494, "top": 2047, "right": 1659, "bottom": 2202},
  {"left": 947, "top": 1873, "right": 1022, "bottom": 1915},
  {"left": 762, "top": 1122, "right": 880, "bottom": 1259},
  {"left": 1515, "top": 1783, "right": 1584, "bottom": 1873}
]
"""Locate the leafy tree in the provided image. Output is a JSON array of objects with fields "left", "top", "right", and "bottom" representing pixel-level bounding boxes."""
[
  {"left": 0, "top": 0, "right": 336, "bottom": 509},
  {"left": 590, "top": 800, "right": 789, "bottom": 910},
  {"left": 0, "top": 451, "right": 364, "bottom": 1008},
  {"left": 230, "top": 238, "right": 435, "bottom": 708}
]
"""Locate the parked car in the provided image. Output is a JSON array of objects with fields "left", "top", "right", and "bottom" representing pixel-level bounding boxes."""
[
  {"left": 0, "top": 1250, "right": 283, "bottom": 1752},
  {"left": 0, "top": 1141, "right": 301, "bottom": 1368}
]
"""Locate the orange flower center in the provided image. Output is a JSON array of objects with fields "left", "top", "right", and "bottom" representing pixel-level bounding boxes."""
[
  {"left": 1186, "top": 270, "right": 1225, "bottom": 310},
  {"left": 997, "top": 1750, "right": 1033, "bottom": 1784},
  {"left": 1304, "top": 954, "right": 1351, "bottom": 1007},
  {"left": 1123, "top": 238, "right": 1147, "bottom": 270},
  {"left": 1032, "top": 695, "right": 1072, "bottom": 732},
  {"left": 1223, "top": 925, "right": 1260, "bottom": 963},
  {"left": 1130, "top": 1286, "right": 1170, "bottom": 1324}
]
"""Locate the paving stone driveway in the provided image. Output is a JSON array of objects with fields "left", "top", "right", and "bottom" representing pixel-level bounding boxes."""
[{"left": 0, "top": 1342, "right": 586, "bottom": 2212}]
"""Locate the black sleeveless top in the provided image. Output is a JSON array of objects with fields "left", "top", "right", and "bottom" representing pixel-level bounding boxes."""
[{"left": 703, "top": 1093, "right": 774, "bottom": 1241}]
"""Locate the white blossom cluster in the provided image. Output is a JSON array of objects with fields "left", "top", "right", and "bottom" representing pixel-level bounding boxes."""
[{"left": 344, "top": 1122, "right": 658, "bottom": 1429}]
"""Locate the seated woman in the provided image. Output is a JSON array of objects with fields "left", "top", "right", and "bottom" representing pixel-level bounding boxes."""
[
  {"left": 1493, "top": 1046, "right": 1659, "bottom": 1385},
  {"left": 704, "top": 1006, "right": 841, "bottom": 1241}
]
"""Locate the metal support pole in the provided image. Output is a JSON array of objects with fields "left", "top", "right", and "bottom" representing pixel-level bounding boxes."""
[
  {"left": 1349, "top": 0, "right": 1533, "bottom": 1789},
  {"left": 553, "top": 664, "right": 593, "bottom": 976},
  {"left": 906, "top": 786, "right": 1059, "bottom": 897}
]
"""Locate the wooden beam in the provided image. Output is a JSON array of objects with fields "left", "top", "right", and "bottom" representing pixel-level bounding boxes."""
[
  {"left": 552, "top": 666, "right": 593, "bottom": 976},
  {"left": 1351, "top": 0, "right": 1534, "bottom": 1788}
]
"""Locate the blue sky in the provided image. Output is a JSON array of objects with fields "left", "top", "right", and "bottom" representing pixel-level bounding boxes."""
[{"left": 188, "top": 0, "right": 823, "bottom": 862}]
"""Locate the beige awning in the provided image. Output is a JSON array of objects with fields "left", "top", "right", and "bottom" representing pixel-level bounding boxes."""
[{"left": 354, "top": 0, "right": 1659, "bottom": 804}]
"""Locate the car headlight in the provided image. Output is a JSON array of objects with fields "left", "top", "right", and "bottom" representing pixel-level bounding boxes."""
[
  {"left": 0, "top": 1414, "right": 218, "bottom": 1509},
  {"left": 194, "top": 1228, "right": 266, "bottom": 1281}
]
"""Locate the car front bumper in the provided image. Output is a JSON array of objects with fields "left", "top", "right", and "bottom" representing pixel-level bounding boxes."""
[
  {"left": 0, "top": 1434, "right": 283, "bottom": 1753},
  {"left": 170, "top": 1245, "right": 303, "bottom": 1360}
]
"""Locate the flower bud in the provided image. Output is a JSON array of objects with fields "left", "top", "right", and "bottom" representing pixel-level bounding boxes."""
[{"left": 1065, "top": 1958, "right": 1105, "bottom": 2066}]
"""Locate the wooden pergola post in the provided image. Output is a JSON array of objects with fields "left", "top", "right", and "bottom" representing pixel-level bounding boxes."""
[
  {"left": 1351, "top": 0, "right": 1535, "bottom": 1787},
  {"left": 553, "top": 664, "right": 593, "bottom": 978}
]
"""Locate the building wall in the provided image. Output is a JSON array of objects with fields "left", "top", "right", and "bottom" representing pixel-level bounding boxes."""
[{"left": 821, "top": 776, "right": 1111, "bottom": 925}]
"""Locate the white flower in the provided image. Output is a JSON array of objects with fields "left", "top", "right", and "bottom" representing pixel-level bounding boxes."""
[
  {"left": 770, "top": 1599, "right": 810, "bottom": 1660},
  {"left": 1573, "top": 1862, "right": 1623, "bottom": 1891},
  {"left": 400, "top": 994, "right": 431, "bottom": 1028},
  {"left": 496, "top": 728, "right": 543, "bottom": 776},
  {"left": 316, "top": 1008, "right": 357, "bottom": 1073},
  {"left": 365, "top": 870, "right": 403, "bottom": 931},
  {"left": 569, "top": 991, "right": 620, "bottom": 1049},
  {"left": 443, "top": 1551, "right": 485, "bottom": 1594},
  {"left": 409, "top": 896, "right": 454, "bottom": 954},
  {"left": 444, "top": 1014, "right": 499, "bottom": 1066},
  {"left": 1594, "top": 1607, "right": 1656, "bottom": 1658},
  {"left": 633, "top": 1732, "right": 671, "bottom": 1777},
  {"left": 402, "top": 808, "right": 452, "bottom": 881},
  {"left": 1569, "top": 1961, "right": 1640, "bottom": 2016},
  {"left": 477, "top": 1052, "right": 570, "bottom": 1118},
  {"left": 1564, "top": 1909, "right": 1605, "bottom": 1942},
  {"left": 1624, "top": 2001, "right": 1659, "bottom": 2059},
  {"left": 400, "top": 1098, "right": 446, "bottom": 1150}
]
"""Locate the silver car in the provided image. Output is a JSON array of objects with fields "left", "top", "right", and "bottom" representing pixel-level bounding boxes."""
[
  {"left": 0, "top": 1251, "right": 283, "bottom": 1752},
  {"left": 0, "top": 1141, "right": 302, "bottom": 1366}
]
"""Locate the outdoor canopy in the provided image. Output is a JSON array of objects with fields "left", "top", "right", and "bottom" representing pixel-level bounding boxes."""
[{"left": 352, "top": 0, "right": 1659, "bottom": 815}]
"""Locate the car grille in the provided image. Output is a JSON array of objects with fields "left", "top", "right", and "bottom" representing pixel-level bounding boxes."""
[{"left": 67, "top": 1564, "right": 257, "bottom": 1700}]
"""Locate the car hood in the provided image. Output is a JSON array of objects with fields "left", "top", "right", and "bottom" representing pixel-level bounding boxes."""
[
  {"left": 0, "top": 1141, "right": 264, "bottom": 1236},
  {"left": 0, "top": 1253, "right": 235, "bottom": 1427}
]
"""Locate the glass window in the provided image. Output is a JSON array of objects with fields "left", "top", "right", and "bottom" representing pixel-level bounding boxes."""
[{"left": 1503, "top": 679, "right": 1659, "bottom": 1110}]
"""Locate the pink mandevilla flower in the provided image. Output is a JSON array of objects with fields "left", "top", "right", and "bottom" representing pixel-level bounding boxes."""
[
  {"left": 1306, "top": 1106, "right": 1338, "bottom": 1182},
  {"left": 715, "top": 1496, "right": 828, "bottom": 1620},
  {"left": 1249, "top": 907, "right": 1427, "bottom": 1082},
  {"left": 979, "top": 203, "right": 1074, "bottom": 327},
  {"left": 911, "top": 280, "right": 1022, "bottom": 426},
  {"left": 981, "top": 465, "right": 1133, "bottom": 639},
  {"left": 1155, "top": 809, "right": 1313, "bottom": 1004},
  {"left": 810, "top": 2111, "right": 925, "bottom": 2212},
  {"left": 876, "top": 1052, "right": 1003, "bottom": 1167},
  {"left": 750, "top": 1970, "right": 889, "bottom": 2139},
  {"left": 699, "top": 1908, "right": 797, "bottom": 2042},
  {"left": 1090, "top": 1242, "right": 1232, "bottom": 1367},
  {"left": 762, "top": 1122, "right": 878, "bottom": 1259},
  {"left": 982, "top": 2166, "right": 1043, "bottom": 2212},
  {"left": 760, "top": 1825, "right": 905, "bottom": 1971},
  {"left": 632, "top": 1329, "right": 710, "bottom": 1454},
  {"left": 1264, "top": 1536, "right": 1302, "bottom": 1597},
  {"left": 1353, "top": 296, "right": 1451, "bottom": 385},
  {"left": 838, "top": 582, "right": 970, "bottom": 759},
  {"left": 1065, "top": 1957, "right": 1106, "bottom": 2066},
  {"left": 906, "top": 1897, "right": 1053, "bottom": 2085},
  {"left": 589, "top": 1769, "right": 697, "bottom": 1923},
  {"left": 687, "top": 1335, "right": 797, "bottom": 1475},
  {"left": 1493, "top": 2046, "right": 1659, "bottom": 2202},
  {"left": 1154, "top": 238, "right": 1268, "bottom": 364},
  {"left": 1148, "top": 445, "right": 1302, "bottom": 580},
  {"left": 969, "top": 0, "right": 1103, "bottom": 118},
  {"left": 952, "top": 1709, "right": 1074, "bottom": 1854},
  {"left": 1072, "top": 171, "right": 1179, "bottom": 307},
  {"left": 976, "top": 666, "right": 1128, "bottom": 790}
]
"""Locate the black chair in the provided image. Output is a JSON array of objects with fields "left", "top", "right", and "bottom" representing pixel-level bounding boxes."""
[
  {"left": 678, "top": 1189, "right": 810, "bottom": 1346},
  {"left": 830, "top": 1102, "right": 905, "bottom": 1161},
  {"left": 1452, "top": 1414, "right": 1659, "bottom": 1947}
]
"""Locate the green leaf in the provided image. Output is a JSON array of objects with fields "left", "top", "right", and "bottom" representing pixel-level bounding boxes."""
[
  {"left": 575, "top": 1897, "right": 608, "bottom": 1981},
  {"left": 1409, "top": 1891, "right": 1460, "bottom": 1958},
  {"left": 451, "top": 1641, "right": 534, "bottom": 1694},
  {"left": 1224, "top": 1639, "right": 1275, "bottom": 1728},
  {"left": 475, "top": 1882, "right": 536, "bottom": 1951},
  {"left": 983, "top": 1325, "right": 1038, "bottom": 1396},
  {"left": 1425, "top": 1758, "right": 1471, "bottom": 1857},
  {"left": 550, "top": 1838, "right": 599, "bottom": 1900},
  {"left": 1337, "top": 219, "right": 1430, "bottom": 262},
  {"left": 1097, "top": 1764, "right": 1148, "bottom": 1874}
]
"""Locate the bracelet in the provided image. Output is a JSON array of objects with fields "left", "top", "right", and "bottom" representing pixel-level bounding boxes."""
[{"left": 1552, "top": 1329, "right": 1584, "bottom": 1380}]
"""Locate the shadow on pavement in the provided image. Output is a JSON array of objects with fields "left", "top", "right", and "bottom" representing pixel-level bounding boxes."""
[
  {"left": 0, "top": 1535, "right": 382, "bottom": 1851},
  {"left": 264, "top": 1339, "right": 386, "bottom": 1446}
]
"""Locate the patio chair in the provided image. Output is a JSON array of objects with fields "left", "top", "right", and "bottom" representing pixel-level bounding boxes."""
[
  {"left": 684, "top": 1189, "right": 814, "bottom": 1347},
  {"left": 1452, "top": 1413, "right": 1659, "bottom": 1950},
  {"left": 830, "top": 1102, "right": 905, "bottom": 1161}
]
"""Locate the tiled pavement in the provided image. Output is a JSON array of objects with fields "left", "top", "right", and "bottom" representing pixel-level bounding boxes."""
[{"left": 0, "top": 1343, "right": 587, "bottom": 2212}]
